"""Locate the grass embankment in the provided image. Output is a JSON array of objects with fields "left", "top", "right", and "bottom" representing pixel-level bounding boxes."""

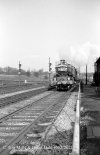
[{"left": 0, "top": 74, "right": 49, "bottom": 86}]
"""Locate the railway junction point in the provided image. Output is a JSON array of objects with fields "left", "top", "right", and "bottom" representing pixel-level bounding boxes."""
[{"left": 81, "top": 84, "right": 100, "bottom": 155}]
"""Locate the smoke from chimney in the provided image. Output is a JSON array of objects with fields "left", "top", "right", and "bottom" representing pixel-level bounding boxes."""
[{"left": 58, "top": 42, "right": 100, "bottom": 72}]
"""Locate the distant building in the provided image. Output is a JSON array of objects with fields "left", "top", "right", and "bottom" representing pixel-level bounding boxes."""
[{"left": 94, "top": 57, "right": 100, "bottom": 86}]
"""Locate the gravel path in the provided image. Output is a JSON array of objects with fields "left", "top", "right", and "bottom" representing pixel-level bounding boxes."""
[{"left": 81, "top": 85, "right": 100, "bottom": 155}]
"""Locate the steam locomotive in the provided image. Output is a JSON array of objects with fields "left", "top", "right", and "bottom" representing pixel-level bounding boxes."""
[{"left": 53, "top": 60, "right": 77, "bottom": 90}]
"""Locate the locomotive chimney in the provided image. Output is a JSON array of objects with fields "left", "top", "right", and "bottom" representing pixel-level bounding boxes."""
[{"left": 60, "top": 60, "right": 65, "bottom": 65}]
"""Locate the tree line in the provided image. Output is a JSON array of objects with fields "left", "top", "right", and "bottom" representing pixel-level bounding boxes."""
[{"left": 0, "top": 67, "right": 48, "bottom": 79}]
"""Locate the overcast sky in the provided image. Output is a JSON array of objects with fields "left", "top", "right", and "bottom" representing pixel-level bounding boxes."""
[{"left": 0, "top": 0, "right": 100, "bottom": 72}]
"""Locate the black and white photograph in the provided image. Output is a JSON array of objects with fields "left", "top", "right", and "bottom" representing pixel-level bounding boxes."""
[{"left": 0, "top": 0, "right": 100, "bottom": 155}]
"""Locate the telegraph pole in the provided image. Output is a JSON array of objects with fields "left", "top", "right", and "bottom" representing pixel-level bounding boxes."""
[
  {"left": 86, "top": 64, "right": 87, "bottom": 85},
  {"left": 18, "top": 61, "right": 21, "bottom": 86},
  {"left": 49, "top": 57, "right": 52, "bottom": 86}
]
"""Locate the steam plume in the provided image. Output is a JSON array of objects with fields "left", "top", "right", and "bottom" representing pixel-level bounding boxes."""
[{"left": 58, "top": 42, "right": 100, "bottom": 72}]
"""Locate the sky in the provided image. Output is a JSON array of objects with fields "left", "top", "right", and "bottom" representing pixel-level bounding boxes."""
[{"left": 0, "top": 0, "right": 100, "bottom": 72}]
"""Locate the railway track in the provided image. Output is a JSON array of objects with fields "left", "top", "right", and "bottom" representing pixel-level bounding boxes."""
[
  {"left": 0, "top": 87, "right": 47, "bottom": 108},
  {"left": 0, "top": 88, "right": 77, "bottom": 155},
  {"left": 0, "top": 83, "right": 46, "bottom": 95}
]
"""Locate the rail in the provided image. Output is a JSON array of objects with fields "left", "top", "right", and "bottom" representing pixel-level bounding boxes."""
[
  {"left": 70, "top": 83, "right": 80, "bottom": 155},
  {"left": 0, "top": 91, "right": 70, "bottom": 155}
]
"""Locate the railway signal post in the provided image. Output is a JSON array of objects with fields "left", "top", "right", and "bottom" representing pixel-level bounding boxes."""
[
  {"left": 18, "top": 61, "right": 21, "bottom": 86},
  {"left": 49, "top": 57, "right": 52, "bottom": 86}
]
